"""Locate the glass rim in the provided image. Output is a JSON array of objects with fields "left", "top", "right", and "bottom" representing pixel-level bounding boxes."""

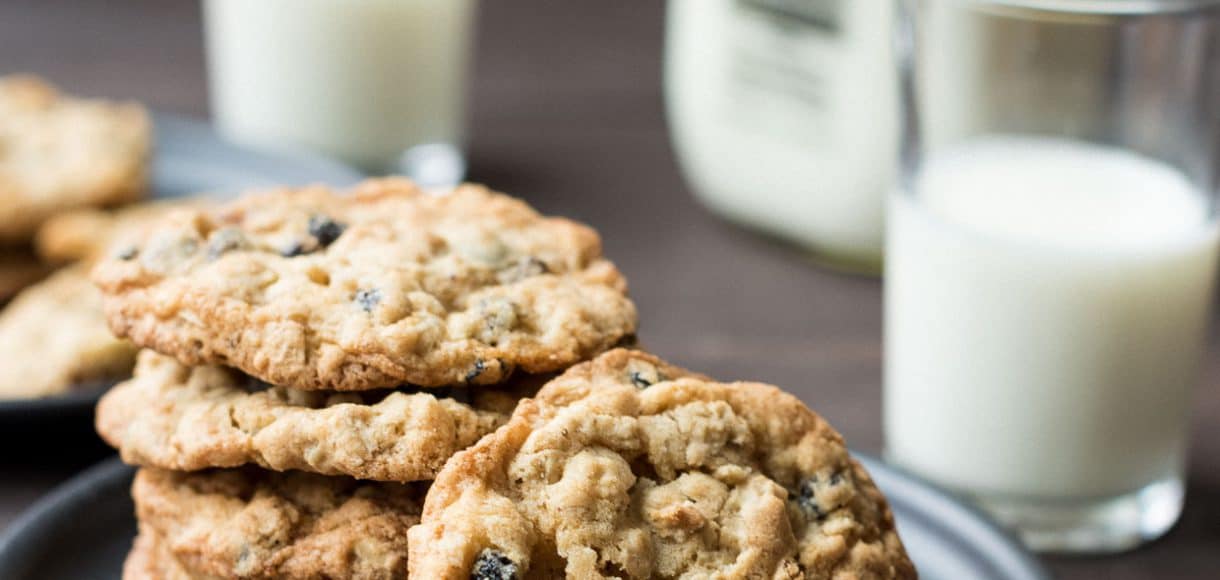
[{"left": 947, "top": 0, "right": 1220, "bottom": 15}]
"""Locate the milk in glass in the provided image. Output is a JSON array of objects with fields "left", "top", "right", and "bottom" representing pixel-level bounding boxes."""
[
  {"left": 204, "top": 0, "right": 474, "bottom": 174},
  {"left": 887, "top": 136, "right": 1219, "bottom": 499}
]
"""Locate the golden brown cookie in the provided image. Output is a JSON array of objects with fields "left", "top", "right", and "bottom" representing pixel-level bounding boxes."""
[
  {"left": 93, "top": 178, "right": 637, "bottom": 391},
  {"left": 123, "top": 527, "right": 205, "bottom": 580},
  {"left": 409, "top": 350, "right": 916, "bottom": 579},
  {"left": 36, "top": 197, "right": 211, "bottom": 264},
  {"left": 0, "top": 75, "right": 151, "bottom": 243},
  {"left": 0, "top": 265, "right": 137, "bottom": 399},
  {"left": 98, "top": 350, "right": 533, "bottom": 481},
  {"left": 132, "top": 467, "right": 423, "bottom": 579}
]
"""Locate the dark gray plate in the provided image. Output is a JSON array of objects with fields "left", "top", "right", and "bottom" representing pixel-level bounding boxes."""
[
  {"left": 0, "top": 454, "right": 1050, "bottom": 580},
  {"left": 151, "top": 113, "right": 362, "bottom": 198},
  {"left": 0, "top": 113, "right": 362, "bottom": 429}
]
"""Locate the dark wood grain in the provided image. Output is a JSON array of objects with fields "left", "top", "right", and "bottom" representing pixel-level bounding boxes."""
[{"left": 2, "top": 1, "right": 1219, "bottom": 577}]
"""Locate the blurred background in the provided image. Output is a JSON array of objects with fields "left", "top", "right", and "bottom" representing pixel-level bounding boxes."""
[{"left": 0, "top": 1, "right": 1218, "bottom": 578}]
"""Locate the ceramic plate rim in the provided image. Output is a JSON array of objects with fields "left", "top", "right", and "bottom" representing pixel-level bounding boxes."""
[{"left": 0, "top": 453, "right": 1051, "bottom": 580}]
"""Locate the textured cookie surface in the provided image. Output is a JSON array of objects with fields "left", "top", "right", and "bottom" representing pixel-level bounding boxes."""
[
  {"left": 36, "top": 197, "right": 210, "bottom": 264},
  {"left": 133, "top": 467, "right": 423, "bottom": 579},
  {"left": 0, "top": 75, "right": 150, "bottom": 243},
  {"left": 94, "top": 178, "right": 637, "bottom": 391},
  {"left": 410, "top": 349, "right": 916, "bottom": 579},
  {"left": 0, "top": 265, "right": 137, "bottom": 399},
  {"left": 98, "top": 350, "right": 528, "bottom": 481},
  {"left": 124, "top": 527, "right": 208, "bottom": 580}
]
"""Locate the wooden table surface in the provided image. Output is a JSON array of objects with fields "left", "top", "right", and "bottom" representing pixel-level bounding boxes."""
[{"left": 2, "top": 1, "right": 1219, "bottom": 578}]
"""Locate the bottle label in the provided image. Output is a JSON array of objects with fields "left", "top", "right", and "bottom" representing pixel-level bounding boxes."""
[
  {"left": 724, "top": 0, "right": 845, "bottom": 147},
  {"left": 736, "top": 0, "right": 840, "bottom": 33}
]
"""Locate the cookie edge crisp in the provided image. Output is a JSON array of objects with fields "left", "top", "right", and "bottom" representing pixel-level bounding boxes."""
[
  {"left": 123, "top": 527, "right": 199, "bottom": 580},
  {"left": 132, "top": 467, "right": 422, "bottom": 579},
  {"left": 96, "top": 350, "right": 523, "bottom": 482}
]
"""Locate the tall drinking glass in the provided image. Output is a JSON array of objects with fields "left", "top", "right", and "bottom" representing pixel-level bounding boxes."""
[
  {"left": 886, "top": 0, "right": 1220, "bottom": 553},
  {"left": 204, "top": 0, "right": 475, "bottom": 186}
]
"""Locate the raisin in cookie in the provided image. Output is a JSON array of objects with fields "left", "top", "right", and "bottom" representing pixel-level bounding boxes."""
[
  {"left": 0, "top": 265, "right": 137, "bottom": 399},
  {"left": 93, "top": 178, "right": 637, "bottom": 391},
  {"left": 132, "top": 467, "right": 422, "bottom": 579},
  {"left": 0, "top": 75, "right": 150, "bottom": 243},
  {"left": 98, "top": 350, "right": 532, "bottom": 481},
  {"left": 409, "top": 349, "right": 916, "bottom": 579}
]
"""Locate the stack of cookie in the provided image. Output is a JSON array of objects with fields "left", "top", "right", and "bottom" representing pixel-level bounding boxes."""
[
  {"left": 93, "top": 178, "right": 639, "bottom": 578},
  {"left": 95, "top": 178, "right": 915, "bottom": 578}
]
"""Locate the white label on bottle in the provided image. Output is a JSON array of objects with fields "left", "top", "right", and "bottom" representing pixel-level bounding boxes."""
[
  {"left": 737, "top": 0, "right": 840, "bottom": 32},
  {"left": 725, "top": 0, "right": 844, "bottom": 148}
]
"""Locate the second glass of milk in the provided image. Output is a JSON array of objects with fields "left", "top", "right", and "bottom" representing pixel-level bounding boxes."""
[
  {"left": 203, "top": 0, "right": 475, "bottom": 185},
  {"left": 887, "top": 0, "right": 1220, "bottom": 553}
]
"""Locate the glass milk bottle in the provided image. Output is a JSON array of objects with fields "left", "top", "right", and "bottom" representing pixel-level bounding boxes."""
[
  {"left": 886, "top": 0, "right": 1220, "bottom": 553},
  {"left": 665, "top": 0, "right": 899, "bottom": 273},
  {"left": 203, "top": 0, "right": 475, "bottom": 186}
]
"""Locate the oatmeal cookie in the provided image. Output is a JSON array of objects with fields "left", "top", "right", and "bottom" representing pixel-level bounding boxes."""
[
  {"left": 409, "top": 349, "right": 916, "bottom": 579},
  {"left": 132, "top": 467, "right": 422, "bottom": 579},
  {"left": 98, "top": 350, "right": 531, "bottom": 481},
  {"left": 0, "top": 75, "right": 151, "bottom": 243},
  {"left": 124, "top": 527, "right": 205, "bottom": 580},
  {"left": 0, "top": 265, "right": 137, "bottom": 399},
  {"left": 93, "top": 178, "right": 637, "bottom": 391},
  {"left": 36, "top": 197, "right": 210, "bottom": 264}
]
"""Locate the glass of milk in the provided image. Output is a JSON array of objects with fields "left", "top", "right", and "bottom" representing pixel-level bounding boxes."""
[
  {"left": 203, "top": 0, "right": 475, "bottom": 186},
  {"left": 886, "top": 0, "right": 1220, "bottom": 553}
]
